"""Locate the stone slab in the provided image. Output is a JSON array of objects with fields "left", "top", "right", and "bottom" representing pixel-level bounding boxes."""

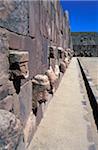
[
  {"left": 0, "top": 109, "right": 23, "bottom": 150},
  {"left": 0, "top": 95, "right": 13, "bottom": 111},
  {"left": 19, "top": 81, "right": 32, "bottom": 126},
  {"left": 0, "top": 0, "right": 29, "bottom": 35}
]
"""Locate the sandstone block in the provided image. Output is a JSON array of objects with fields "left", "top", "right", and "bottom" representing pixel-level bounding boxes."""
[
  {"left": 0, "top": 28, "right": 9, "bottom": 77},
  {"left": 13, "top": 93, "right": 20, "bottom": 119},
  {"left": 0, "top": 54, "right": 9, "bottom": 77},
  {"left": 29, "top": 1, "right": 40, "bottom": 37},
  {"left": 45, "top": 66, "right": 57, "bottom": 85},
  {"left": 28, "top": 1, "right": 36, "bottom": 37},
  {"left": 0, "top": 95, "right": 13, "bottom": 111},
  {"left": 0, "top": 109, "right": 23, "bottom": 150},
  {"left": 8, "top": 32, "right": 24, "bottom": 50},
  {"left": 43, "top": 8, "right": 48, "bottom": 38},
  {"left": 19, "top": 81, "right": 32, "bottom": 126},
  {"left": 59, "top": 61, "right": 66, "bottom": 73},
  {"left": 9, "top": 50, "right": 29, "bottom": 63},
  {"left": 32, "top": 74, "right": 50, "bottom": 89},
  {"left": 0, "top": 0, "right": 29, "bottom": 35},
  {"left": 32, "top": 74, "right": 50, "bottom": 108},
  {"left": 24, "top": 111, "right": 36, "bottom": 148},
  {"left": 0, "top": 84, "right": 9, "bottom": 101},
  {"left": 9, "top": 50, "right": 29, "bottom": 79}
]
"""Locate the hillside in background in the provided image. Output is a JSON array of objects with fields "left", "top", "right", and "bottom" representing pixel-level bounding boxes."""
[{"left": 72, "top": 32, "right": 98, "bottom": 57}]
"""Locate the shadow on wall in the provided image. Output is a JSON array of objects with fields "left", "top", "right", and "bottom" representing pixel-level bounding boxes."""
[{"left": 9, "top": 62, "right": 25, "bottom": 94}]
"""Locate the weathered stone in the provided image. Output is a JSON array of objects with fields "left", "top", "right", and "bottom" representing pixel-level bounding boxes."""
[
  {"left": 0, "top": 28, "right": 9, "bottom": 78},
  {"left": 45, "top": 66, "right": 57, "bottom": 85},
  {"left": 8, "top": 31, "right": 24, "bottom": 50},
  {"left": 0, "top": 109, "right": 23, "bottom": 150},
  {"left": 12, "top": 93, "right": 20, "bottom": 119},
  {"left": 59, "top": 61, "right": 66, "bottom": 73},
  {"left": 46, "top": 13, "right": 52, "bottom": 40},
  {"left": 39, "top": 3, "right": 44, "bottom": 36},
  {"left": 0, "top": 54, "right": 9, "bottom": 77},
  {"left": 32, "top": 74, "right": 50, "bottom": 89},
  {"left": 28, "top": 1, "right": 36, "bottom": 37},
  {"left": 9, "top": 50, "right": 29, "bottom": 79},
  {"left": 0, "top": 0, "right": 29, "bottom": 35},
  {"left": 0, "top": 95, "right": 13, "bottom": 111},
  {"left": 43, "top": 8, "right": 48, "bottom": 38},
  {"left": 41, "top": 37, "right": 48, "bottom": 68},
  {"left": 54, "top": 64, "right": 60, "bottom": 78},
  {"left": 6, "top": 80, "right": 16, "bottom": 95},
  {"left": 19, "top": 81, "right": 32, "bottom": 126},
  {"left": 0, "top": 84, "right": 9, "bottom": 100},
  {"left": 32, "top": 74, "right": 50, "bottom": 106},
  {"left": 0, "top": 75, "right": 9, "bottom": 86},
  {"left": 9, "top": 50, "right": 29, "bottom": 63},
  {"left": 24, "top": 111, "right": 36, "bottom": 148}
]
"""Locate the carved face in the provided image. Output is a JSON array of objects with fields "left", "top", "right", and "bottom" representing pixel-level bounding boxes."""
[
  {"left": 0, "top": 0, "right": 15, "bottom": 20},
  {"left": 9, "top": 50, "right": 29, "bottom": 79},
  {"left": 20, "top": 62, "right": 29, "bottom": 79}
]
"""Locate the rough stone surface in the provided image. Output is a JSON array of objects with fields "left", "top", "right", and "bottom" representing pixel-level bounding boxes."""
[
  {"left": 0, "top": 0, "right": 29, "bottom": 35},
  {"left": 0, "top": 109, "right": 23, "bottom": 150},
  {"left": 0, "top": 28, "right": 9, "bottom": 78},
  {"left": 45, "top": 66, "right": 57, "bottom": 84},
  {"left": 29, "top": 1, "right": 40, "bottom": 37},
  {"left": 19, "top": 81, "right": 32, "bottom": 126},
  {"left": 24, "top": 111, "right": 36, "bottom": 148},
  {"left": 0, "top": 95, "right": 13, "bottom": 111},
  {"left": 9, "top": 50, "right": 29, "bottom": 63}
]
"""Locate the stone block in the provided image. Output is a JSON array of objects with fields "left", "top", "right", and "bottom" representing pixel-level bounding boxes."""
[
  {"left": 0, "top": 95, "right": 13, "bottom": 111},
  {"left": 46, "top": 14, "right": 52, "bottom": 40},
  {"left": 8, "top": 31, "right": 24, "bottom": 50},
  {"left": 41, "top": 37, "right": 48, "bottom": 70},
  {"left": 43, "top": 8, "right": 48, "bottom": 38},
  {"left": 36, "top": 103, "right": 44, "bottom": 126},
  {"left": 0, "top": 80, "right": 16, "bottom": 101},
  {"left": 28, "top": 1, "right": 36, "bottom": 37},
  {"left": 0, "top": 53, "right": 9, "bottom": 77},
  {"left": 24, "top": 112, "right": 36, "bottom": 148},
  {"left": 0, "top": 28, "right": 9, "bottom": 54},
  {"left": 0, "top": 109, "right": 23, "bottom": 150},
  {"left": 0, "top": 28, "right": 9, "bottom": 77},
  {"left": 24, "top": 38, "right": 37, "bottom": 78},
  {"left": 59, "top": 61, "right": 66, "bottom": 73},
  {"left": 0, "top": 84, "right": 9, "bottom": 101},
  {"left": 0, "top": 0, "right": 29, "bottom": 35},
  {"left": 29, "top": 1, "right": 40, "bottom": 37},
  {"left": 32, "top": 74, "right": 50, "bottom": 108},
  {"left": 13, "top": 93, "right": 20, "bottom": 119},
  {"left": 9, "top": 50, "right": 29, "bottom": 79},
  {"left": 51, "top": 20, "right": 55, "bottom": 42},
  {"left": 45, "top": 66, "right": 57, "bottom": 85},
  {"left": 39, "top": 3, "right": 43, "bottom": 35},
  {"left": 9, "top": 50, "right": 29, "bottom": 63},
  {"left": 19, "top": 81, "right": 32, "bottom": 126}
]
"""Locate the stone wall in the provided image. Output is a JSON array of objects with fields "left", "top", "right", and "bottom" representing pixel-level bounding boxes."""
[
  {"left": 72, "top": 32, "right": 98, "bottom": 56},
  {"left": 0, "top": 0, "right": 73, "bottom": 149}
]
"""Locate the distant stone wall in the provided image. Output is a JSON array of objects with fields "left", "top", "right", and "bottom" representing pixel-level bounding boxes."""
[
  {"left": 0, "top": 0, "right": 73, "bottom": 149},
  {"left": 72, "top": 32, "right": 98, "bottom": 56}
]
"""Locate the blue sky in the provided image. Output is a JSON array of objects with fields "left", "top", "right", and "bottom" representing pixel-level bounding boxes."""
[{"left": 60, "top": 0, "right": 98, "bottom": 32}]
